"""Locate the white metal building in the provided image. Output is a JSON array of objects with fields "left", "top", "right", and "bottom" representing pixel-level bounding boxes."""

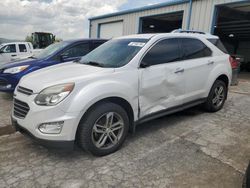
[{"left": 89, "top": 0, "right": 250, "bottom": 70}]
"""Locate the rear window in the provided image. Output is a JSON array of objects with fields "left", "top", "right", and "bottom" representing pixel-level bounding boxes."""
[
  {"left": 208, "top": 39, "right": 228, "bottom": 54},
  {"left": 181, "top": 38, "right": 212, "bottom": 60},
  {"left": 19, "top": 44, "right": 27, "bottom": 52}
]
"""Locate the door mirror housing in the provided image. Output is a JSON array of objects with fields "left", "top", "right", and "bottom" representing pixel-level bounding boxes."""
[
  {"left": 60, "top": 54, "right": 69, "bottom": 62},
  {"left": 140, "top": 61, "right": 150, "bottom": 68}
]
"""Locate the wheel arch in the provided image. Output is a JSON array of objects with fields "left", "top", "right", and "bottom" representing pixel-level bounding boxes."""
[
  {"left": 216, "top": 74, "right": 229, "bottom": 88},
  {"left": 76, "top": 96, "right": 135, "bottom": 140}
]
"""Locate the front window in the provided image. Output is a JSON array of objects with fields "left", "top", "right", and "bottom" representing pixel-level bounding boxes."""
[
  {"left": 62, "top": 43, "right": 90, "bottom": 58},
  {"left": 142, "top": 38, "right": 182, "bottom": 66},
  {"left": 0, "top": 44, "right": 16, "bottom": 53},
  {"left": 34, "top": 41, "right": 69, "bottom": 59},
  {"left": 79, "top": 38, "right": 148, "bottom": 68}
]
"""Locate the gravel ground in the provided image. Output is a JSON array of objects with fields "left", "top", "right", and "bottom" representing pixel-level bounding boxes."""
[{"left": 0, "top": 78, "right": 250, "bottom": 187}]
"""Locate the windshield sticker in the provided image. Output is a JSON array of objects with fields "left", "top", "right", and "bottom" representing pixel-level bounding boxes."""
[{"left": 128, "top": 42, "right": 146, "bottom": 47}]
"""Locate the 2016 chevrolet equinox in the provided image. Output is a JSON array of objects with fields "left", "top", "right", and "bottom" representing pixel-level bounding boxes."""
[{"left": 12, "top": 33, "right": 232, "bottom": 156}]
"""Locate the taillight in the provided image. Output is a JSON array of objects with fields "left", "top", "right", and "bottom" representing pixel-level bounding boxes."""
[{"left": 229, "top": 56, "right": 239, "bottom": 69}]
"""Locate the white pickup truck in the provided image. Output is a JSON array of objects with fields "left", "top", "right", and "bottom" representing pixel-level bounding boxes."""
[{"left": 0, "top": 42, "right": 41, "bottom": 65}]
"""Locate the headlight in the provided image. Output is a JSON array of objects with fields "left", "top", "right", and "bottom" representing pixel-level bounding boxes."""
[
  {"left": 34, "top": 83, "right": 75, "bottom": 106},
  {"left": 3, "top": 65, "right": 29, "bottom": 74}
]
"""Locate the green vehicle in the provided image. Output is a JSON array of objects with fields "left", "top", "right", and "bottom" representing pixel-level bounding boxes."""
[{"left": 31, "top": 32, "right": 55, "bottom": 49}]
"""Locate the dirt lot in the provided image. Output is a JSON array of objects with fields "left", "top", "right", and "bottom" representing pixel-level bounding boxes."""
[{"left": 0, "top": 76, "right": 250, "bottom": 188}]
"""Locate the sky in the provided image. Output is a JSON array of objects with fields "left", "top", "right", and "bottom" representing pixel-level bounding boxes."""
[{"left": 0, "top": 0, "right": 168, "bottom": 40}]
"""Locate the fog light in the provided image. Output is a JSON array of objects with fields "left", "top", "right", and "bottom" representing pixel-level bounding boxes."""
[{"left": 38, "top": 121, "right": 64, "bottom": 134}]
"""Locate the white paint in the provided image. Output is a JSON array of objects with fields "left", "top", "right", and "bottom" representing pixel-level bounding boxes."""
[
  {"left": 13, "top": 33, "right": 232, "bottom": 143},
  {"left": 0, "top": 42, "right": 35, "bottom": 65},
  {"left": 99, "top": 21, "right": 123, "bottom": 39}
]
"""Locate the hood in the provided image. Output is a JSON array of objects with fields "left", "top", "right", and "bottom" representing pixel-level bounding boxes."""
[
  {"left": 19, "top": 62, "right": 114, "bottom": 93},
  {"left": 0, "top": 58, "right": 43, "bottom": 69}
]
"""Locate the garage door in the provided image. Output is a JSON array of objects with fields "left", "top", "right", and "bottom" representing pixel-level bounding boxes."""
[
  {"left": 99, "top": 21, "right": 123, "bottom": 39},
  {"left": 213, "top": 2, "right": 250, "bottom": 72}
]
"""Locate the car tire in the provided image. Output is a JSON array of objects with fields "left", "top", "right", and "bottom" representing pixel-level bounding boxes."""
[
  {"left": 77, "top": 102, "right": 129, "bottom": 156},
  {"left": 203, "top": 80, "right": 227, "bottom": 112}
]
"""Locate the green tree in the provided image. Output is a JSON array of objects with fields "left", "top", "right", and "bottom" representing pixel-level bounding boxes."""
[{"left": 25, "top": 35, "right": 32, "bottom": 43}]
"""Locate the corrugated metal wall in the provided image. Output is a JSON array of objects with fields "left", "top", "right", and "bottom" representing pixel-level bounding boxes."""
[
  {"left": 90, "top": 3, "right": 189, "bottom": 38},
  {"left": 190, "top": 0, "right": 243, "bottom": 32},
  {"left": 90, "top": 0, "right": 244, "bottom": 38}
]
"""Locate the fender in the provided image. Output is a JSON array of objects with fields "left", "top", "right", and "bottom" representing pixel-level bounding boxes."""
[
  {"left": 204, "top": 62, "right": 232, "bottom": 98},
  {"left": 60, "top": 78, "right": 139, "bottom": 132}
]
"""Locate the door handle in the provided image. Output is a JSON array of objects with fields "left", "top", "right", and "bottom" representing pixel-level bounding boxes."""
[
  {"left": 11, "top": 55, "right": 17, "bottom": 57},
  {"left": 207, "top": 60, "right": 214, "bottom": 65},
  {"left": 174, "top": 68, "right": 184, "bottom": 74}
]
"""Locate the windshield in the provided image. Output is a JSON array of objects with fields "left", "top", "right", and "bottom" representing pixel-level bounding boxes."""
[
  {"left": 34, "top": 41, "right": 69, "bottom": 59},
  {"left": 0, "top": 45, "right": 5, "bottom": 52},
  {"left": 79, "top": 38, "right": 148, "bottom": 68}
]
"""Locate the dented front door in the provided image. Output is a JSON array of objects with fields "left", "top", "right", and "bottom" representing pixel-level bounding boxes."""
[
  {"left": 138, "top": 38, "right": 185, "bottom": 118},
  {"left": 139, "top": 63, "right": 185, "bottom": 118}
]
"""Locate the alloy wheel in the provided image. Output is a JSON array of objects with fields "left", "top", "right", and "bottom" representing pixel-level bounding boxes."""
[
  {"left": 91, "top": 112, "right": 124, "bottom": 149},
  {"left": 212, "top": 85, "right": 225, "bottom": 108}
]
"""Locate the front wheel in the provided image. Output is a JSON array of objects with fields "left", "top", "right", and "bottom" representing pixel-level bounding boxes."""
[
  {"left": 203, "top": 80, "right": 227, "bottom": 112},
  {"left": 77, "top": 102, "right": 129, "bottom": 156}
]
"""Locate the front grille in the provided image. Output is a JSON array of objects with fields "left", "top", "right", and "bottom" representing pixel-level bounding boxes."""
[
  {"left": 0, "top": 79, "right": 7, "bottom": 87},
  {"left": 13, "top": 99, "right": 30, "bottom": 119},
  {"left": 17, "top": 86, "right": 33, "bottom": 95}
]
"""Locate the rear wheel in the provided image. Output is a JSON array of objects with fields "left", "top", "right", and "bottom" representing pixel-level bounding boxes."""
[
  {"left": 77, "top": 102, "right": 129, "bottom": 156},
  {"left": 203, "top": 80, "right": 227, "bottom": 112}
]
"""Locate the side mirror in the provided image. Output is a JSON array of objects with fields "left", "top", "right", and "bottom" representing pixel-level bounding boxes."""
[
  {"left": 60, "top": 54, "right": 69, "bottom": 62},
  {"left": 140, "top": 61, "right": 150, "bottom": 68}
]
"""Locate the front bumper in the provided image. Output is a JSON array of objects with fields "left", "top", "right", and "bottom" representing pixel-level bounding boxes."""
[
  {"left": 0, "top": 75, "right": 19, "bottom": 92},
  {"left": 12, "top": 118, "right": 74, "bottom": 150},
  {"left": 11, "top": 90, "right": 82, "bottom": 147}
]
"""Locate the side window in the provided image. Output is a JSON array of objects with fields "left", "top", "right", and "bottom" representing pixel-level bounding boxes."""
[
  {"left": 62, "top": 43, "right": 90, "bottom": 58},
  {"left": 92, "top": 41, "right": 105, "bottom": 50},
  {"left": 181, "top": 38, "right": 212, "bottom": 60},
  {"left": 2, "top": 44, "right": 16, "bottom": 53},
  {"left": 142, "top": 38, "right": 181, "bottom": 66},
  {"left": 208, "top": 39, "right": 228, "bottom": 54},
  {"left": 19, "top": 44, "right": 27, "bottom": 52}
]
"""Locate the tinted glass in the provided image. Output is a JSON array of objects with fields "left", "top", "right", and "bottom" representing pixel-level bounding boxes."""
[
  {"left": 142, "top": 38, "right": 181, "bottom": 66},
  {"left": 34, "top": 41, "right": 69, "bottom": 59},
  {"left": 63, "top": 43, "right": 90, "bottom": 58},
  {"left": 19, "top": 44, "right": 27, "bottom": 52},
  {"left": 1, "top": 44, "right": 16, "bottom": 53},
  {"left": 182, "top": 38, "right": 212, "bottom": 60},
  {"left": 92, "top": 41, "right": 105, "bottom": 50},
  {"left": 80, "top": 38, "right": 148, "bottom": 68},
  {"left": 208, "top": 39, "right": 228, "bottom": 53}
]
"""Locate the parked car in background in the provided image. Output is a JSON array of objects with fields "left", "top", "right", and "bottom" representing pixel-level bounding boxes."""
[
  {"left": 0, "top": 42, "right": 41, "bottom": 65},
  {"left": 12, "top": 33, "right": 232, "bottom": 156},
  {"left": 0, "top": 39, "right": 107, "bottom": 92}
]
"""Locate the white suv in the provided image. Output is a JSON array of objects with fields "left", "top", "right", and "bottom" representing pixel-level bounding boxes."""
[{"left": 12, "top": 33, "right": 232, "bottom": 156}]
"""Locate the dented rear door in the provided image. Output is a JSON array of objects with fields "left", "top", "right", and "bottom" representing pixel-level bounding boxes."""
[{"left": 138, "top": 38, "right": 185, "bottom": 118}]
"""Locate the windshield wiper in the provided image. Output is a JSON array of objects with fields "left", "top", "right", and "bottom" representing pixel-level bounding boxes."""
[{"left": 83, "top": 61, "right": 104, "bottom": 67}]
